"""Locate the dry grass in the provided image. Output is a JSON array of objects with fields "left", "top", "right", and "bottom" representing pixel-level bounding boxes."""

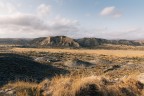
[
  {"left": 98, "top": 44, "right": 144, "bottom": 50},
  {"left": 38, "top": 74, "right": 144, "bottom": 96},
  {"left": 3, "top": 81, "right": 37, "bottom": 89},
  {"left": 1, "top": 81, "right": 40, "bottom": 96},
  {"left": 0, "top": 44, "right": 21, "bottom": 47},
  {"left": 11, "top": 48, "right": 144, "bottom": 57},
  {"left": 2, "top": 74, "right": 144, "bottom": 96}
]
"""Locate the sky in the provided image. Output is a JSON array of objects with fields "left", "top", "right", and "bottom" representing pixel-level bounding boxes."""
[{"left": 0, "top": 0, "right": 144, "bottom": 40}]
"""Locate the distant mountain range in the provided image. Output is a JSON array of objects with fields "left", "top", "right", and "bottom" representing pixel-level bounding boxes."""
[
  {"left": 0, "top": 38, "right": 31, "bottom": 45},
  {"left": 0, "top": 36, "right": 143, "bottom": 48}
]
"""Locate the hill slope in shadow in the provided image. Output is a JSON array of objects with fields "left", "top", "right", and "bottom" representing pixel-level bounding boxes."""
[{"left": 0, "top": 53, "right": 69, "bottom": 86}]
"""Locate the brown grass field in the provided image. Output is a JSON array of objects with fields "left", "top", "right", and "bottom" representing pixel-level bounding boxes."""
[{"left": 11, "top": 47, "right": 144, "bottom": 57}]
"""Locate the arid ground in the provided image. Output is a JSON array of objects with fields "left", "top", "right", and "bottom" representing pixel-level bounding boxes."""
[
  {"left": 1, "top": 46, "right": 144, "bottom": 96},
  {"left": 12, "top": 47, "right": 144, "bottom": 57}
]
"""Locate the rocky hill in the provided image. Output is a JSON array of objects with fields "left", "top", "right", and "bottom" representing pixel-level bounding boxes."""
[
  {"left": 0, "top": 36, "right": 142, "bottom": 48},
  {"left": 135, "top": 40, "right": 144, "bottom": 45},
  {"left": 30, "top": 36, "right": 142, "bottom": 48},
  {"left": 30, "top": 36, "right": 80, "bottom": 48},
  {"left": 75, "top": 38, "right": 141, "bottom": 48},
  {"left": 76, "top": 38, "right": 107, "bottom": 47},
  {"left": 108, "top": 40, "right": 141, "bottom": 46}
]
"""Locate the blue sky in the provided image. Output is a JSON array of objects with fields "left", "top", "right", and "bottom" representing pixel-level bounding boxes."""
[{"left": 0, "top": 0, "right": 143, "bottom": 40}]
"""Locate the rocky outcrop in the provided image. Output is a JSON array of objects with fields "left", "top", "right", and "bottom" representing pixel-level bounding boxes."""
[
  {"left": 135, "top": 40, "right": 144, "bottom": 45},
  {"left": 30, "top": 36, "right": 80, "bottom": 48},
  {"left": 137, "top": 73, "right": 144, "bottom": 84},
  {"left": 30, "top": 36, "right": 142, "bottom": 48}
]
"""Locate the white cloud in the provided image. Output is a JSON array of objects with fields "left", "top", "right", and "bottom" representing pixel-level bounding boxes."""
[
  {"left": 0, "top": 1, "right": 80, "bottom": 38},
  {"left": 100, "top": 6, "right": 115, "bottom": 16},
  {"left": 0, "top": 13, "right": 79, "bottom": 38},
  {"left": 46, "top": 16, "right": 79, "bottom": 36},
  {"left": 100, "top": 6, "right": 122, "bottom": 18},
  {"left": 50, "top": 16, "right": 79, "bottom": 26},
  {"left": 0, "top": 14, "right": 42, "bottom": 27},
  {"left": 37, "top": 4, "right": 51, "bottom": 17},
  {"left": 0, "top": 2, "right": 18, "bottom": 15}
]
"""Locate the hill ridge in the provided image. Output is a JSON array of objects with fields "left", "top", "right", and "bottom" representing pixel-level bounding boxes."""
[
  {"left": 0, "top": 36, "right": 143, "bottom": 48},
  {"left": 30, "top": 36, "right": 143, "bottom": 48}
]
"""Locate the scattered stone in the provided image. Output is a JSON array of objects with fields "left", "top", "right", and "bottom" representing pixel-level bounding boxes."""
[
  {"left": 64, "top": 59, "right": 96, "bottom": 68},
  {"left": 34, "top": 57, "right": 60, "bottom": 63},
  {"left": 104, "top": 65, "right": 121, "bottom": 73},
  {"left": 137, "top": 73, "right": 144, "bottom": 84}
]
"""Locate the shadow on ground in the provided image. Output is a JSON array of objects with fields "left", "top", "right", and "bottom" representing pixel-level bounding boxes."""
[{"left": 0, "top": 53, "right": 69, "bottom": 86}]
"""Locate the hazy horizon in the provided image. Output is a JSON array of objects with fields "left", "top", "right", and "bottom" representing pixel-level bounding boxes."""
[{"left": 0, "top": 0, "right": 143, "bottom": 40}]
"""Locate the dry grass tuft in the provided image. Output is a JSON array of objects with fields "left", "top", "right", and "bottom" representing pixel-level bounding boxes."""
[
  {"left": 2, "top": 81, "right": 40, "bottom": 96},
  {"left": 37, "top": 74, "right": 144, "bottom": 96},
  {"left": 1, "top": 74, "right": 144, "bottom": 96}
]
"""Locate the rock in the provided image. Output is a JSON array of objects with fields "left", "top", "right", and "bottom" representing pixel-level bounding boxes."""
[
  {"left": 137, "top": 73, "right": 144, "bottom": 84},
  {"left": 0, "top": 88, "right": 16, "bottom": 96},
  {"left": 34, "top": 57, "right": 60, "bottom": 63},
  {"left": 135, "top": 73, "right": 144, "bottom": 89},
  {"left": 64, "top": 59, "right": 96, "bottom": 68},
  {"left": 104, "top": 65, "right": 121, "bottom": 73}
]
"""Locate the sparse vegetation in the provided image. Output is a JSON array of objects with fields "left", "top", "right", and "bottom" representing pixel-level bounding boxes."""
[
  {"left": 1, "top": 46, "right": 144, "bottom": 96},
  {"left": 1, "top": 74, "right": 144, "bottom": 96},
  {"left": 11, "top": 47, "right": 144, "bottom": 57}
]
